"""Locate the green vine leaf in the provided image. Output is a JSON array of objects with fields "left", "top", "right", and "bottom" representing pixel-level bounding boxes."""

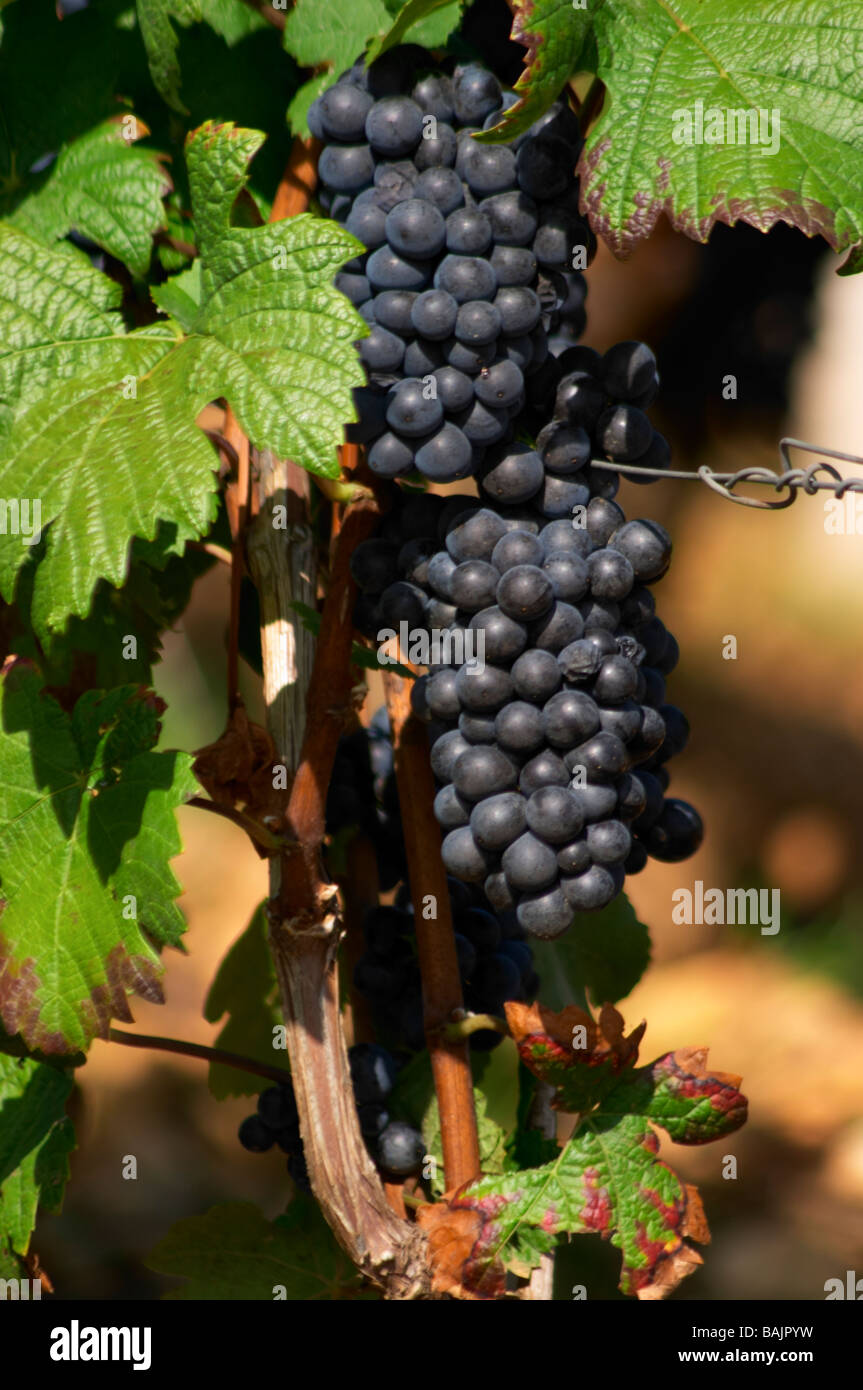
[
  {"left": 203, "top": 904, "right": 283, "bottom": 1100},
  {"left": 530, "top": 891, "right": 650, "bottom": 1009},
  {"left": 369, "top": 0, "right": 465, "bottom": 62},
  {"left": 0, "top": 122, "right": 365, "bottom": 637},
  {"left": 8, "top": 119, "right": 171, "bottom": 278},
  {"left": 482, "top": 0, "right": 863, "bottom": 262},
  {"left": 136, "top": 0, "right": 203, "bottom": 114},
  {"left": 0, "top": 666, "right": 198, "bottom": 1054},
  {"left": 476, "top": 0, "right": 590, "bottom": 145},
  {"left": 418, "top": 1001, "right": 747, "bottom": 1299},
  {"left": 145, "top": 1199, "right": 372, "bottom": 1299},
  {"left": 0, "top": 1050, "right": 76, "bottom": 1261}
]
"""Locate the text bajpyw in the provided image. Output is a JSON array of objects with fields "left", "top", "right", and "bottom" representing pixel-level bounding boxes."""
[{"left": 49, "top": 1321, "right": 152, "bottom": 1372}]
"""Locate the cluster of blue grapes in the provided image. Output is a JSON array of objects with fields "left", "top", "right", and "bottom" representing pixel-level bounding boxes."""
[
  {"left": 238, "top": 1047, "right": 426, "bottom": 1181},
  {"left": 311, "top": 45, "right": 591, "bottom": 483},
  {"left": 355, "top": 881, "right": 539, "bottom": 1055},
  {"left": 327, "top": 713, "right": 539, "bottom": 1048},
  {"left": 349, "top": 441, "right": 701, "bottom": 939}
]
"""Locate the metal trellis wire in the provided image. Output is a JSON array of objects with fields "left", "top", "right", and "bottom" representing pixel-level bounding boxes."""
[{"left": 588, "top": 438, "right": 863, "bottom": 510}]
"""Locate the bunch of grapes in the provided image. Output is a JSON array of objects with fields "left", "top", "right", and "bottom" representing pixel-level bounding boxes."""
[
  {"left": 348, "top": 373, "right": 701, "bottom": 939},
  {"left": 355, "top": 877, "right": 539, "bottom": 1054},
  {"left": 326, "top": 50, "right": 701, "bottom": 940},
  {"left": 325, "top": 717, "right": 405, "bottom": 890},
  {"left": 238, "top": 1046, "right": 426, "bottom": 1181},
  {"left": 311, "top": 46, "right": 592, "bottom": 484}
]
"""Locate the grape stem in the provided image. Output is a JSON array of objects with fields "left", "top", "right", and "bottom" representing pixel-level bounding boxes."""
[
  {"left": 383, "top": 667, "right": 482, "bottom": 1192},
  {"left": 107, "top": 1028, "right": 292, "bottom": 1085}
]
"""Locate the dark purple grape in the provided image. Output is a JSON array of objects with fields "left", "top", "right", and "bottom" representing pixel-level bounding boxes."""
[{"left": 470, "top": 792, "right": 527, "bottom": 851}]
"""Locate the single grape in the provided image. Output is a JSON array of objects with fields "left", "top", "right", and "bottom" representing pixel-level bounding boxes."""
[
  {"left": 474, "top": 359, "right": 524, "bottom": 410},
  {"left": 454, "top": 662, "right": 514, "bottom": 712},
  {"left": 359, "top": 324, "right": 406, "bottom": 372},
  {"left": 494, "top": 700, "right": 545, "bottom": 754},
  {"left": 518, "top": 749, "right": 570, "bottom": 794},
  {"left": 434, "top": 782, "right": 472, "bottom": 829},
  {"left": 412, "top": 73, "right": 455, "bottom": 122},
  {"left": 365, "top": 97, "right": 424, "bottom": 156},
  {"left": 530, "top": 600, "right": 584, "bottom": 654},
  {"left": 414, "top": 122, "right": 458, "bottom": 170},
  {"left": 446, "top": 507, "right": 508, "bottom": 562},
  {"left": 494, "top": 286, "right": 542, "bottom": 335},
  {"left": 479, "top": 443, "right": 543, "bottom": 505},
  {"left": 461, "top": 142, "right": 517, "bottom": 196},
  {"left": 539, "top": 519, "right": 594, "bottom": 558},
  {"left": 434, "top": 254, "right": 498, "bottom": 303},
  {"left": 366, "top": 245, "right": 431, "bottom": 292},
  {"left": 560, "top": 863, "right": 623, "bottom": 911},
  {"left": 367, "top": 430, "right": 414, "bottom": 477},
  {"left": 454, "top": 398, "right": 509, "bottom": 444},
  {"left": 536, "top": 421, "right": 591, "bottom": 474},
  {"left": 480, "top": 191, "right": 539, "bottom": 247},
  {"left": 432, "top": 364, "right": 475, "bottom": 410},
  {"left": 568, "top": 730, "right": 628, "bottom": 781},
  {"left": 452, "top": 743, "right": 518, "bottom": 799},
  {"left": 511, "top": 647, "right": 563, "bottom": 703},
  {"left": 596, "top": 404, "right": 654, "bottom": 463},
  {"left": 609, "top": 520, "right": 672, "bottom": 582},
  {"left": 470, "top": 792, "right": 528, "bottom": 851},
  {"left": 318, "top": 143, "right": 375, "bottom": 193},
  {"left": 377, "top": 1121, "right": 426, "bottom": 1176},
  {"left": 453, "top": 63, "right": 502, "bottom": 124},
  {"left": 455, "top": 299, "right": 502, "bottom": 345},
  {"left": 497, "top": 565, "right": 554, "bottom": 621},
  {"left": 468, "top": 606, "right": 529, "bottom": 665},
  {"left": 430, "top": 728, "right": 471, "bottom": 782},
  {"left": 414, "top": 422, "right": 473, "bottom": 481},
  {"left": 385, "top": 197, "right": 446, "bottom": 258},
  {"left": 593, "top": 654, "right": 638, "bottom": 704},
  {"left": 373, "top": 289, "right": 417, "bottom": 335},
  {"left": 601, "top": 340, "right": 658, "bottom": 400},
  {"left": 492, "top": 530, "right": 544, "bottom": 571},
  {"left": 542, "top": 550, "right": 589, "bottom": 603},
  {"left": 386, "top": 379, "right": 444, "bottom": 436},
  {"left": 320, "top": 83, "right": 374, "bottom": 140},
  {"left": 425, "top": 667, "right": 461, "bottom": 719},
  {"left": 459, "top": 710, "right": 498, "bottom": 744},
  {"left": 441, "top": 826, "right": 495, "bottom": 881},
  {"left": 413, "top": 166, "right": 465, "bottom": 214},
  {"left": 586, "top": 818, "right": 632, "bottom": 864},
  {"left": 516, "top": 886, "right": 573, "bottom": 938},
  {"left": 446, "top": 207, "right": 493, "bottom": 255},
  {"left": 450, "top": 559, "right": 500, "bottom": 611},
  {"left": 542, "top": 689, "right": 601, "bottom": 748}
]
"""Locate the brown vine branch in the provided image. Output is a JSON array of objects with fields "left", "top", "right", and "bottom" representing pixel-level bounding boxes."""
[
  {"left": 107, "top": 1028, "right": 291, "bottom": 1086},
  {"left": 271, "top": 136, "right": 322, "bottom": 221},
  {"left": 242, "top": 146, "right": 430, "bottom": 1297},
  {"left": 383, "top": 670, "right": 481, "bottom": 1194}
]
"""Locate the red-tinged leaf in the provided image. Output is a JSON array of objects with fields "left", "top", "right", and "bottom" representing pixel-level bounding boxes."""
[
  {"left": 422, "top": 1005, "right": 747, "bottom": 1298},
  {"left": 505, "top": 999, "right": 646, "bottom": 1112}
]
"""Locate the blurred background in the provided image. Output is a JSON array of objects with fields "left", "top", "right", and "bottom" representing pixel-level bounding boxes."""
[{"left": 34, "top": 2, "right": 863, "bottom": 1302}]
